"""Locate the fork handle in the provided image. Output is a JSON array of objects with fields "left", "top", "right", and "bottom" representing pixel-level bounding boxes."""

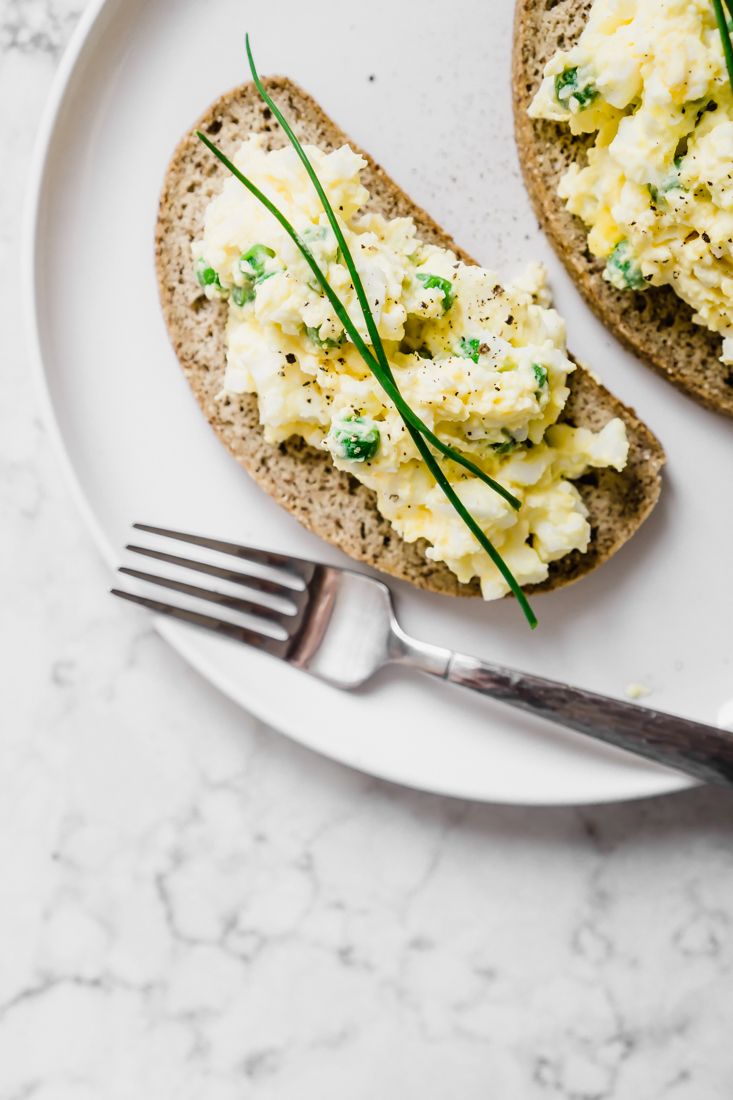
[{"left": 439, "top": 652, "right": 733, "bottom": 788}]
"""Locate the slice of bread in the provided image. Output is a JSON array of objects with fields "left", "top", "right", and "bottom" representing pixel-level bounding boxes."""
[
  {"left": 155, "top": 78, "right": 664, "bottom": 598},
  {"left": 513, "top": 0, "right": 733, "bottom": 417}
]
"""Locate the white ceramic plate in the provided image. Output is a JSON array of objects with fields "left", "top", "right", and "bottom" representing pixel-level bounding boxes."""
[{"left": 25, "top": 0, "right": 732, "bottom": 805}]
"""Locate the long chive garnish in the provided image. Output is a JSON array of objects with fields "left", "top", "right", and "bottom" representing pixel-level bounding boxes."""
[
  {"left": 240, "top": 42, "right": 538, "bottom": 622},
  {"left": 196, "top": 133, "right": 538, "bottom": 627},
  {"left": 713, "top": 0, "right": 733, "bottom": 90},
  {"left": 195, "top": 57, "right": 538, "bottom": 627},
  {"left": 242, "top": 41, "right": 539, "bottom": 625}
]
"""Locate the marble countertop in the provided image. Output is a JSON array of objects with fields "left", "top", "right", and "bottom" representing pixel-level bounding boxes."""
[{"left": 3, "top": 1, "right": 733, "bottom": 1096}]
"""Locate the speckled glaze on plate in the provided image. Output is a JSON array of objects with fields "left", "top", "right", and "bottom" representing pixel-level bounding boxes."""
[{"left": 24, "top": 0, "right": 732, "bottom": 804}]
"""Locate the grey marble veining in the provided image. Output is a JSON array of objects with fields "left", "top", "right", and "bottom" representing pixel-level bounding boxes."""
[{"left": 2, "top": 1, "right": 733, "bottom": 1096}]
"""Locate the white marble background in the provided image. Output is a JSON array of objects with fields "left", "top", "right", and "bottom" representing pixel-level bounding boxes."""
[{"left": 3, "top": 1, "right": 733, "bottom": 1096}]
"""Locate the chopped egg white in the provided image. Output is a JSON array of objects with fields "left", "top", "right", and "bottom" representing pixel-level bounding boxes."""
[
  {"left": 194, "top": 136, "right": 628, "bottom": 600},
  {"left": 529, "top": 0, "right": 733, "bottom": 365}
]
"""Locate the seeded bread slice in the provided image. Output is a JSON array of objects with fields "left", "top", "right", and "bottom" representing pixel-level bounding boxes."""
[
  {"left": 513, "top": 0, "right": 733, "bottom": 417},
  {"left": 155, "top": 78, "right": 664, "bottom": 598}
]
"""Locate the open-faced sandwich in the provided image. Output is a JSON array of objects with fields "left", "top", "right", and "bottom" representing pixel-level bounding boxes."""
[
  {"left": 514, "top": 0, "right": 733, "bottom": 415},
  {"left": 156, "top": 45, "right": 663, "bottom": 626}
]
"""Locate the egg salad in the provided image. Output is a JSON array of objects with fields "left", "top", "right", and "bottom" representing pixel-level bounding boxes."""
[
  {"left": 194, "top": 136, "right": 628, "bottom": 599},
  {"left": 530, "top": 0, "right": 733, "bottom": 364}
]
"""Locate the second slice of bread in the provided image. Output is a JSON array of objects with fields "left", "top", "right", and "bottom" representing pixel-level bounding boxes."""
[{"left": 513, "top": 0, "right": 733, "bottom": 417}]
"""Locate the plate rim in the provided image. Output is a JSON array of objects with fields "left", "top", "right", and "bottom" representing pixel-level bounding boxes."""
[{"left": 22, "top": 0, "right": 693, "bottom": 807}]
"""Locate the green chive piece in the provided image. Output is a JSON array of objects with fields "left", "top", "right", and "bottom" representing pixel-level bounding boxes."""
[
  {"left": 231, "top": 283, "right": 255, "bottom": 307},
  {"left": 240, "top": 243, "right": 276, "bottom": 279},
  {"left": 649, "top": 158, "right": 685, "bottom": 207},
  {"left": 532, "top": 363, "right": 548, "bottom": 389},
  {"left": 306, "top": 325, "right": 345, "bottom": 350},
  {"left": 458, "top": 337, "right": 481, "bottom": 363},
  {"left": 331, "top": 416, "right": 380, "bottom": 462},
  {"left": 420, "top": 437, "right": 536, "bottom": 627},
  {"left": 713, "top": 0, "right": 733, "bottom": 92},
  {"left": 195, "top": 257, "right": 222, "bottom": 288},
  {"left": 605, "top": 240, "right": 646, "bottom": 291},
  {"left": 416, "top": 272, "right": 455, "bottom": 312},
  {"left": 554, "top": 66, "right": 598, "bottom": 110},
  {"left": 491, "top": 432, "right": 518, "bottom": 456},
  {"left": 235, "top": 243, "right": 277, "bottom": 302},
  {"left": 302, "top": 226, "right": 341, "bottom": 267}
]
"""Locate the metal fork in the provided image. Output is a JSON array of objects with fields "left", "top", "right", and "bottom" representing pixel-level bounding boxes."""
[{"left": 112, "top": 524, "right": 733, "bottom": 789}]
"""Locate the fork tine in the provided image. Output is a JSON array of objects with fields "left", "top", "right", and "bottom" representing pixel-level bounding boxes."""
[
  {"left": 110, "top": 589, "right": 287, "bottom": 655},
  {"left": 132, "top": 524, "right": 311, "bottom": 584},
  {"left": 125, "top": 545, "right": 299, "bottom": 600},
  {"left": 118, "top": 567, "right": 296, "bottom": 623}
]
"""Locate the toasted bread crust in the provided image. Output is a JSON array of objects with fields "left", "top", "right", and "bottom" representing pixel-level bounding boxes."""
[
  {"left": 513, "top": 0, "right": 733, "bottom": 417},
  {"left": 155, "top": 78, "right": 664, "bottom": 598}
]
